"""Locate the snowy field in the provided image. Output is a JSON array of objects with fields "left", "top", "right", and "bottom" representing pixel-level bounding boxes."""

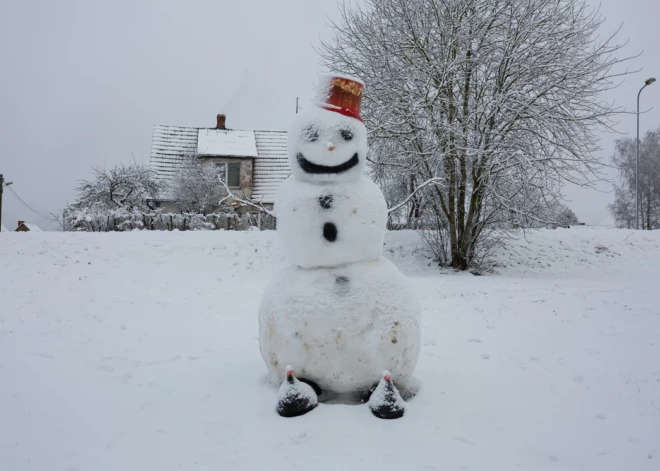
[{"left": 1, "top": 228, "right": 659, "bottom": 470}]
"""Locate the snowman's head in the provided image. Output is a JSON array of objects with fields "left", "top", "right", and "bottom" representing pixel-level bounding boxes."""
[{"left": 288, "top": 106, "right": 367, "bottom": 183}]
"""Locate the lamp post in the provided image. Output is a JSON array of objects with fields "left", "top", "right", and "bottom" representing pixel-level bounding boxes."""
[
  {"left": 0, "top": 175, "right": 14, "bottom": 231},
  {"left": 636, "top": 77, "right": 656, "bottom": 230}
]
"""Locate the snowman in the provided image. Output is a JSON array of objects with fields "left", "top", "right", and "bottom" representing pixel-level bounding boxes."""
[{"left": 258, "top": 75, "right": 421, "bottom": 419}]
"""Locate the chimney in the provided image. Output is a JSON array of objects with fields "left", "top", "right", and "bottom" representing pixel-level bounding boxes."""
[
  {"left": 216, "top": 114, "right": 226, "bottom": 129},
  {"left": 18, "top": 221, "right": 25, "bottom": 228}
]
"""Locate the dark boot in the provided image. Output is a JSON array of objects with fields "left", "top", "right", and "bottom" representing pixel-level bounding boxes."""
[
  {"left": 277, "top": 366, "right": 318, "bottom": 418},
  {"left": 368, "top": 370, "right": 405, "bottom": 419}
]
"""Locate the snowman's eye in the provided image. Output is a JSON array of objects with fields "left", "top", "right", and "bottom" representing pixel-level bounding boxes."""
[
  {"left": 340, "top": 130, "right": 353, "bottom": 141},
  {"left": 303, "top": 126, "right": 319, "bottom": 142}
]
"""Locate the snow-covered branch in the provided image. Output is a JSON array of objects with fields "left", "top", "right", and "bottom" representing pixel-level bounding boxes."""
[
  {"left": 217, "top": 177, "right": 276, "bottom": 218},
  {"left": 387, "top": 177, "right": 444, "bottom": 214}
]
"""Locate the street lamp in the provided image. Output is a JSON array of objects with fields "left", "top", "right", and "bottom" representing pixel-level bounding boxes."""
[{"left": 636, "top": 77, "right": 656, "bottom": 230}]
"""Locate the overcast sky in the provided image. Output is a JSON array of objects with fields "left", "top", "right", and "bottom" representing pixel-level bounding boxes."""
[{"left": 1, "top": 0, "right": 658, "bottom": 230}]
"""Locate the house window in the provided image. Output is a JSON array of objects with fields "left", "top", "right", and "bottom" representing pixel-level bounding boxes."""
[
  {"left": 215, "top": 162, "right": 241, "bottom": 188},
  {"left": 227, "top": 162, "right": 241, "bottom": 188}
]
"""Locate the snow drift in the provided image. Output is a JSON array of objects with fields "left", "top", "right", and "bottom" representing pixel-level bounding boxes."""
[{"left": 1, "top": 227, "right": 659, "bottom": 470}]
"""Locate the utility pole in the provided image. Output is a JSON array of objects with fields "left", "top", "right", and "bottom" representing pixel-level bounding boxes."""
[
  {"left": 295, "top": 97, "right": 300, "bottom": 114},
  {"left": 0, "top": 174, "right": 3, "bottom": 230},
  {"left": 0, "top": 174, "right": 13, "bottom": 231}
]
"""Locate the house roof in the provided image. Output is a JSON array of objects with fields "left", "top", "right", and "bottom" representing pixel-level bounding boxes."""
[
  {"left": 149, "top": 124, "right": 291, "bottom": 204},
  {"left": 253, "top": 131, "right": 289, "bottom": 203},
  {"left": 17, "top": 222, "right": 42, "bottom": 232},
  {"left": 197, "top": 129, "right": 258, "bottom": 157}
]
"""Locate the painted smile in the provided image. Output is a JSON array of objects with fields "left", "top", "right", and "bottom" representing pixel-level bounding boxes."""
[{"left": 296, "top": 153, "right": 359, "bottom": 174}]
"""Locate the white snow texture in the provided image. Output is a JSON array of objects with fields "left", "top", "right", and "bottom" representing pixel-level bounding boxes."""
[
  {"left": 259, "top": 257, "right": 420, "bottom": 393},
  {"left": 259, "top": 100, "right": 420, "bottom": 394},
  {"left": 275, "top": 176, "right": 387, "bottom": 268},
  {"left": 2, "top": 228, "right": 660, "bottom": 470}
]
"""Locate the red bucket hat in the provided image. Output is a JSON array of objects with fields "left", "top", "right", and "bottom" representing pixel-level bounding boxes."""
[{"left": 319, "top": 74, "right": 364, "bottom": 122}]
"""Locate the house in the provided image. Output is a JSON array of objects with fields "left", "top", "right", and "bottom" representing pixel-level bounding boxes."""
[
  {"left": 0, "top": 223, "right": 8, "bottom": 232},
  {"left": 149, "top": 114, "right": 290, "bottom": 213},
  {"left": 15, "top": 221, "right": 42, "bottom": 232}
]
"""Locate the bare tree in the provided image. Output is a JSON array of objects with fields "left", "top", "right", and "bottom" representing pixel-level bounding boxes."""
[
  {"left": 555, "top": 205, "right": 579, "bottom": 228},
  {"left": 171, "top": 156, "right": 229, "bottom": 213},
  {"left": 58, "top": 163, "right": 160, "bottom": 231},
  {"left": 71, "top": 163, "right": 160, "bottom": 212},
  {"left": 320, "top": 0, "right": 634, "bottom": 269},
  {"left": 609, "top": 186, "right": 635, "bottom": 229},
  {"left": 217, "top": 178, "right": 275, "bottom": 217},
  {"left": 609, "top": 128, "right": 660, "bottom": 230},
  {"left": 170, "top": 156, "right": 275, "bottom": 217}
]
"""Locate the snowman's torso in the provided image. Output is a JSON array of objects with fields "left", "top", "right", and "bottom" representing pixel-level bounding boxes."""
[
  {"left": 275, "top": 176, "right": 388, "bottom": 268},
  {"left": 258, "top": 257, "right": 420, "bottom": 393}
]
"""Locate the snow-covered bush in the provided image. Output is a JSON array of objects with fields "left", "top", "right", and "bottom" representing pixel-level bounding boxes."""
[
  {"left": 63, "top": 209, "right": 273, "bottom": 232},
  {"left": 59, "top": 161, "right": 276, "bottom": 232}
]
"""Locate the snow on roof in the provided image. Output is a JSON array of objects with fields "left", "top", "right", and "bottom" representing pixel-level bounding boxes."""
[
  {"left": 150, "top": 124, "right": 290, "bottom": 204},
  {"left": 197, "top": 129, "right": 258, "bottom": 157},
  {"left": 18, "top": 222, "right": 42, "bottom": 232},
  {"left": 150, "top": 125, "right": 199, "bottom": 200}
]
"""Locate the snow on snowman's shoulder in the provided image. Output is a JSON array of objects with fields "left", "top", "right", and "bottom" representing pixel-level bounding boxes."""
[
  {"left": 276, "top": 174, "right": 383, "bottom": 199},
  {"left": 273, "top": 175, "right": 388, "bottom": 269},
  {"left": 353, "top": 175, "right": 387, "bottom": 197}
]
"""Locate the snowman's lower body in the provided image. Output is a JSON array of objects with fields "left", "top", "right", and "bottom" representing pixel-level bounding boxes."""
[{"left": 259, "top": 257, "right": 421, "bottom": 406}]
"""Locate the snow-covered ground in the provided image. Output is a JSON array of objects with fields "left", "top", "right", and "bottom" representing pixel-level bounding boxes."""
[{"left": 1, "top": 228, "right": 659, "bottom": 470}]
